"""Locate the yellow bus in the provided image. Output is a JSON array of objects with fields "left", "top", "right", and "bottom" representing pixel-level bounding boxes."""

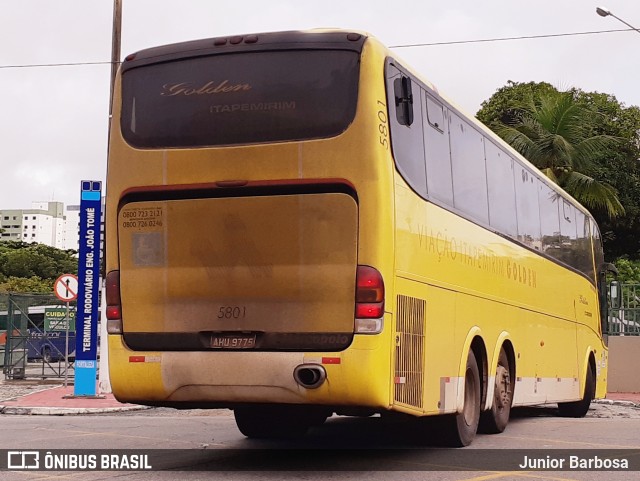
[{"left": 105, "top": 29, "right": 615, "bottom": 446}]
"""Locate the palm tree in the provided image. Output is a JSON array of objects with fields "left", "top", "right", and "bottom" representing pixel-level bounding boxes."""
[{"left": 493, "top": 91, "right": 625, "bottom": 218}]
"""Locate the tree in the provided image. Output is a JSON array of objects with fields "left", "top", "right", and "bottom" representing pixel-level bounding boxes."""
[
  {"left": 0, "top": 241, "right": 78, "bottom": 293},
  {"left": 0, "top": 276, "right": 53, "bottom": 294},
  {"left": 613, "top": 258, "right": 640, "bottom": 285},
  {"left": 573, "top": 92, "right": 640, "bottom": 259},
  {"left": 477, "top": 81, "right": 557, "bottom": 127},
  {"left": 478, "top": 82, "right": 640, "bottom": 258},
  {"left": 486, "top": 89, "right": 624, "bottom": 217}
]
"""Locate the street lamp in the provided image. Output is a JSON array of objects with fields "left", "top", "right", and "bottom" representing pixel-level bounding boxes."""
[{"left": 596, "top": 6, "right": 640, "bottom": 33}]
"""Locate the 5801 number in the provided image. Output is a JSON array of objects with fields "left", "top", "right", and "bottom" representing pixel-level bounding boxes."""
[
  {"left": 377, "top": 100, "right": 389, "bottom": 149},
  {"left": 217, "top": 306, "right": 247, "bottom": 319}
]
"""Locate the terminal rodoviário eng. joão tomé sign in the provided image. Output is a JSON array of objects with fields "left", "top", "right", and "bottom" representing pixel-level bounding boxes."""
[{"left": 74, "top": 181, "right": 102, "bottom": 396}]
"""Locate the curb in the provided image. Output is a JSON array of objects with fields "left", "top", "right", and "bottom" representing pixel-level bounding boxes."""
[
  {"left": 594, "top": 399, "right": 640, "bottom": 408},
  {"left": 0, "top": 405, "right": 151, "bottom": 415}
]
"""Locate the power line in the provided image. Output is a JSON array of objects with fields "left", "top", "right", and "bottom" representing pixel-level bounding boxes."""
[
  {"left": 0, "top": 61, "right": 111, "bottom": 70},
  {"left": 0, "top": 27, "right": 633, "bottom": 69},
  {"left": 389, "top": 27, "right": 632, "bottom": 48}
]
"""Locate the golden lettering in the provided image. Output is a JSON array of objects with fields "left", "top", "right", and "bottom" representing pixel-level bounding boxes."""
[
  {"left": 161, "top": 80, "right": 252, "bottom": 96},
  {"left": 415, "top": 225, "right": 538, "bottom": 287}
]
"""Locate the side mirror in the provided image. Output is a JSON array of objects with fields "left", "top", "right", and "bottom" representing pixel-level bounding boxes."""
[
  {"left": 609, "top": 280, "right": 621, "bottom": 309},
  {"left": 394, "top": 76, "right": 414, "bottom": 126}
]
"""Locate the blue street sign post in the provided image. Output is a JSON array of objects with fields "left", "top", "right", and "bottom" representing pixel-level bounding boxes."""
[{"left": 74, "top": 181, "right": 103, "bottom": 396}]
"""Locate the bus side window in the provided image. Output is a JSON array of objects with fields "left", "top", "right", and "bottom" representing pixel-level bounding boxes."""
[
  {"left": 425, "top": 95, "right": 444, "bottom": 131},
  {"left": 558, "top": 200, "right": 578, "bottom": 267},
  {"left": 539, "top": 182, "right": 561, "bottom": 256},
  {"left": 423, "top": 92, "right": 453, "bottom": 205},
  {"left": 449, "top": 112, "right": 489, "bottom": 224},
  {"left": 486, "top": 141, "right": 517, "bottom": 237},
  {"left": 386, "top": 63, "right": 427, "bottom": 198},
  {"left": 514, "top": 164, "right": 542, "bottom": 250},
  {"left": 574, "top": 210, "right": 594, "bottom": 276}
]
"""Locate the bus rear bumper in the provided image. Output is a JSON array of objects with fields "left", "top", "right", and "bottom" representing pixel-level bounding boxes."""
[{"left": 107, "top": 334, "right": 390, "bottom": 410}]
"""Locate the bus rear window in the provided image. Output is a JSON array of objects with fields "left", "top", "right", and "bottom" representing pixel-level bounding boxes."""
[{"left": 120, "top": 50, "right": 360, "bottom": 148}]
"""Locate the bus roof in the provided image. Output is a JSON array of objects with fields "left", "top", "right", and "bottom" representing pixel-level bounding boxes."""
[{"left": 121, "top": 29, "right": 368, "bottom": 73}]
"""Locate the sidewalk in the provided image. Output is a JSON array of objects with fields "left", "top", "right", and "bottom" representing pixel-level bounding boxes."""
[
  {"left": 0, "top": 379, "right": 638, "bottom": 415},
  {"left": 0, "top": 381, "right": 148, "bottom": 415},
  {"left": 597, "top": 391, "right": 640, "bottom": 407}
]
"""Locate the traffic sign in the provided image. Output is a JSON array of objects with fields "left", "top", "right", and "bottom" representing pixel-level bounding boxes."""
[{"left": 54, "top": 274, "right": 79, "bottom": 302}]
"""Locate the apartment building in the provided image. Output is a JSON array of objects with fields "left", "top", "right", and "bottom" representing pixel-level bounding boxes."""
[
  {"left": 0, "top": 200, "right": 105, "bottom": 253},
  {"left": 0, "top": 202, "right": 66, "bottom": 248}
]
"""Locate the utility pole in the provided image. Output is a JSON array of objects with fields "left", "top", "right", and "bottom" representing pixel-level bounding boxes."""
[
  {"left": 109, "top": 0, "right": 122, "bottom": 121},
  {"left": 99, "top": 0, "right": 121, "bottom": 395}
]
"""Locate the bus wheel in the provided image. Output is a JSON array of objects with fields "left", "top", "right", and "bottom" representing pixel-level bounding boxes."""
[
  {"left": 479, "top": 347, "right": 513, "bottom": 434},
  {"left": 234, "top": 405, "right": 312, "bottom": 439},
  {"left": 42, "top": 347, "right": 52, "bottom": 363},
  {"left": 440, "top": 350, "right": 481, "bottom": 447},
  {"left": 558, "top": 363, "right": 595, "bottom": 418}
]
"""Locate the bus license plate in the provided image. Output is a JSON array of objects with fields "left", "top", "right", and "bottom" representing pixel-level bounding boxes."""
[{"left": 211, "top": 334, "right": 256, "bottom": 349}]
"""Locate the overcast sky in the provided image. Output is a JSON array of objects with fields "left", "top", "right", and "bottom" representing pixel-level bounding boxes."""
[{"left": 1, "top": 0, "right": 639, "bottom": 210}]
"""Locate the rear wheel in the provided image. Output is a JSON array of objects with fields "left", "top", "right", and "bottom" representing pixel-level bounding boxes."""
[
  {"left": 479, "top": 347, "right": 513, "bottom": 434},
  {"left": 558, "top": 363, "right": 595, "bottom": 418},
  {"left": 234, "top": 405, "right": 319, "bottom": 439},
  {"left": 439, "top": 350, "right": 481, "bottom": 447}
]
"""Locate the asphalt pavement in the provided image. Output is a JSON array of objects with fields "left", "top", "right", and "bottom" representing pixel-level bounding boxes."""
[{"left": 0, "top": 378, "right": 638, "bottom": 416}]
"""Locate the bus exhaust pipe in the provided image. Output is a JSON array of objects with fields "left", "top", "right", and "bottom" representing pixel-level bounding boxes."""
[{"left": 293, "top": 364, "right": 327, "bottom": 389}]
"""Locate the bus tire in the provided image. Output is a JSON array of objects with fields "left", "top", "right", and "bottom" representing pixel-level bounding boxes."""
[
  {"left": 479, "top": 347, "right": 513, "bottom": 434},
  {"left": 440, "top": 350, "right": 481, "bottom": 447},
  {"left": 234, "top": 405, "right": 311, "bottom": 439},
  {"left": 42, "top": 347, "right": 52, "bottom": 363},
  {"left": 558, "top": 362, "right": 595, "bottom": 418}
]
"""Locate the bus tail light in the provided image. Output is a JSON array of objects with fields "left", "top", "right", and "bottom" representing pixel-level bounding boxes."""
[
  {"left": 105, "top": 270, "right": 123, "bottom": 334},
  {"left": 355, "top": 265, "right": 384, "bottom": 334}
]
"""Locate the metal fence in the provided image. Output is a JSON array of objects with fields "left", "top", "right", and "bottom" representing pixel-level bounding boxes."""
[
  {"left": 607, "top": 283, "right": 640, "bottom": 336},
  {"left": 0, "top": 293, "right": 77, "bottom": 380}
]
